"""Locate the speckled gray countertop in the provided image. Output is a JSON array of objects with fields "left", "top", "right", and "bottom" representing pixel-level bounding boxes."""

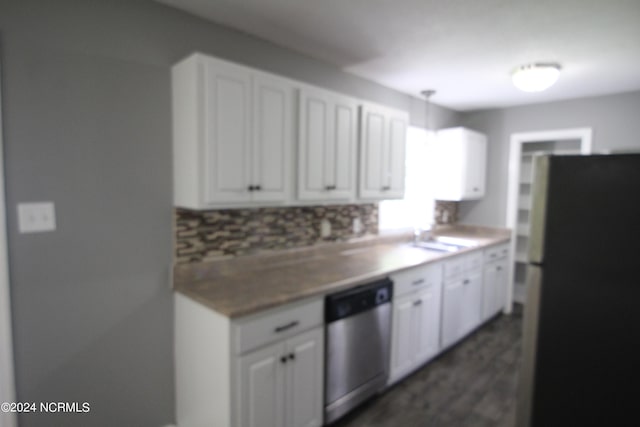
[{"left": 173, "top": 224, "right": 511, "bottom": 318}]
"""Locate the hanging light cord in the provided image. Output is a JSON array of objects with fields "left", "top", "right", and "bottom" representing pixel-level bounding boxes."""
[{"left": 421, "top": 90, "right": 436, "bottom": 131}]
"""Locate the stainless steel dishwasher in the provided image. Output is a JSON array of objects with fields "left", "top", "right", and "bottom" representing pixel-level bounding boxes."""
[{"left": 324, "top": 277, "right": 393, "bottom": 424}]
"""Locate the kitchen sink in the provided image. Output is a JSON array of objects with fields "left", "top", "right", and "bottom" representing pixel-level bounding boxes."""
[
  {"left": 412, "top": 237, "right": 478, "bottom": 253},
  {"left": 413, "top": 241, "right": 465, "bottom": 252}
]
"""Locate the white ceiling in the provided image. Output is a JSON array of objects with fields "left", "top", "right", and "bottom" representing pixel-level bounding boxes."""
[{"left": 158, "top": 0, "right": 640, "bottom": 111}]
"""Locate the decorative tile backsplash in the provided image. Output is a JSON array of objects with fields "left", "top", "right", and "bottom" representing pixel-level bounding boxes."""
[
  {"left": 434, "top": 200, "right": 459, "bottom": 225},
  {"left": 175, "top": 204, "right": 378, "bottom": 264}
]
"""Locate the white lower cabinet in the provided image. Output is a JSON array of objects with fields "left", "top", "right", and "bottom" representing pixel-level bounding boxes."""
[
  {"left": 175, "top": 294, "right": 324, "bottom": 427},
  {"left": 441, "top": 254, "right": 483, "bottom": 349},
  {"left": 482, "top": 244, "right": 510, "bottom": 321},
  {"left": 388, "top": 262, "right": 442, "bottom": 385},
  {"left": 238, "top": 327, "right": 323, "bottom": 427}
]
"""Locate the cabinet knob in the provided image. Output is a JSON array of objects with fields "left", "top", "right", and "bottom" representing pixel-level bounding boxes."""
[
  {"left": 497, "top": 266, "right": 502, "bottom": 271},
  {"left": 473, "top": 187, "right": 479, "bottom": 192},
  {"left": 255, "top": 185, "right": 261, "bottom": 191},
  {"left": 288, "top": 353, "right": 295, "bottom": 361},
  {"left": 463, "top": 279, "right": 470, "bottom": 285},
  {"left": 248, "top": 185, "right": 254, "bottom": 191},
  {"left": 280, "top": 356, "right": 288, "bottom": 364}
]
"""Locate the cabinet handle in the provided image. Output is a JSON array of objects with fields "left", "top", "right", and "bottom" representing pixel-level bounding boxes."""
[
  {"left": 413, "top": 300, "right": 423, "bottom": 306},
  {"left": 412, "top": 279, "right": 425, "bottom": 286},
  {"left": 280, "top": 356, "right": 288, "bottom": 364},
  {"left": 274, "top": 321, "right": 299, "bottom": 333},
  {"left": 255, "top": 185, "right": 261, "bottom": 191},
  {"left": 325, "top": 185, "right": 336, "bottom": 191},
  {"left": 473, "top": 187, "right": 479, "bottom": 192},
  {"left": 248, "top": 185, "right": 255, "bottom": 191},
  {"left": 497, "top": 266, "right": 502, "bottom": 271},
  {"left": 288, "top": 353, "right": 295, "bottom": 361},
  {"left": 490, "top": 253, "right": 497, "bottom": 258},
  {"left": 463, "top": 279, "right": 470, "bottom": 285},
  {"left": 381, "top": 186, "right": 391, "bottom": 191}
]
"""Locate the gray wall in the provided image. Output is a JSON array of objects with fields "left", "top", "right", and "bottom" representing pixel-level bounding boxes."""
[
  {"left": 459, "top": 91, "right": 640, "bottom": 227},
  {"left": 0, "top": 0, "right": 458, "bottom": 426}
]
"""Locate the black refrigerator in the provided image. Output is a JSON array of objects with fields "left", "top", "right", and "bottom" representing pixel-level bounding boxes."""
[{"left": 516, "top": 153, "right": 640, "bottom": 427}]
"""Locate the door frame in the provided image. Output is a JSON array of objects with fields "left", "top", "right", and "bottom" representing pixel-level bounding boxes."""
[
  {"left": 0, "top": 51, "right": 18, "bottom": 427},
  {"left": 505, "top": 128, "right": 592, "bottom": 312}
]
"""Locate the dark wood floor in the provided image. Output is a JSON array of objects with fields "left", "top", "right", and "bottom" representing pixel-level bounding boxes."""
[{"left": 333, "top": 306, "right": 523, "bottom": 427}]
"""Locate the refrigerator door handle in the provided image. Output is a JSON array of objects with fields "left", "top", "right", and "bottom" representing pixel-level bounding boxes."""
[
  {"left": 528, "top": 155, "right": 550, "bottom": 264},
  {"left": 516, "top": 264, "right": 544, "bottom": 427}
]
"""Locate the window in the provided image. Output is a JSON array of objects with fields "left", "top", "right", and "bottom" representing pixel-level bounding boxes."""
[{"left": 379, "top": 126, "right": 435, "bottom": 232}]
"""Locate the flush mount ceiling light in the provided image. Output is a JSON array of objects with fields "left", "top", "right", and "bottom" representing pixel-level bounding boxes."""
[{"left": 511, "top": 63, "right": 561, "bottom": 92}]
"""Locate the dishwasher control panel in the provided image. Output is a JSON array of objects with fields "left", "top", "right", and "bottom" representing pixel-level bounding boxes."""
[{"left": 325, "top": 278, "right": 393, "bottom": 323}]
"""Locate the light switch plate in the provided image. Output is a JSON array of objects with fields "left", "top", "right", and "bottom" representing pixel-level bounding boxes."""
[{"left": 17, "top": 202, "right": 56, "bottom": 233}]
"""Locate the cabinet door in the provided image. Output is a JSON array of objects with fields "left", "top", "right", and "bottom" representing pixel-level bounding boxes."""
[
  {"left": 203, "top": 57, "right": 252, "bottom": 204},
  {"left": 389, "top": 296, "right": 416, "bottom": 383},
  {"left": 252, "top": 72, "right": 293, "bottom": 203},
  {"left": 462, "top": 131, "right": 487, "bottom": 198},
  {"left": 285, "top": 328, "right": 324, "bottom": 427},
  {"left": 298, "top": 87, "right": 330, "bottom": 200},
  {"left": 386, "top": 114, "right": 408, "bottom": 198},
  {"left": 238, "top": 341, "right": 285, "bottom": 427},
  {"left": 441, "top": 278, "right": 464, "bottom": 349},
  {"left": 461, "top": 271, "right": 483, "bottom": 336},
  {"left": 483, "top": 259, "right": 507, "bottom": 320},
  {"left": 359, "top": 103, "right": 408, "bottom": 200},
  {"left": 359, "top": 105, "right": 386, "bottom": 199},
  {"left": 328, "top": 96, "right": 358, "bottom": 200},
  {"left": 414, "top": 284, "right": 442, "bottom": 365}
]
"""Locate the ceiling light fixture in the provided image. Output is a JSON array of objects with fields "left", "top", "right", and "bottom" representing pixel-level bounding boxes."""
[{"left": 511, "top": 63, "right": 561, "bottom": 93}]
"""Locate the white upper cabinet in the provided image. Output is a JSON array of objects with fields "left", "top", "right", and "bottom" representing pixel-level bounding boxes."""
[
  {"left": 252, "top": 73, "right": 293, "bottom": 203},
  {"left": 432, "top": 127, "right": 487, "bottom": 201},
  {"left": 298, "top": 86, "right": 358, "bottom": 201},
  {"left": 359, "top": 102, "right": 408, "bottom": 200},
  {"left": 172, "top": 54, "right": 293, "bottom": 209}
]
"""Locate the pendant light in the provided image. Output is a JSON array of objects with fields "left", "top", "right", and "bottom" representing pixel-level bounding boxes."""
[
  {"left": 420, "top": 89, "right": 436, "bottom": 130},
  {"left": 512, "top": 63, "right": 561, "bottom": 92}
]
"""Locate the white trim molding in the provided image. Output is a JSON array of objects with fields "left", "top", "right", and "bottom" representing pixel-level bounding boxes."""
[
  {"left": 505, "top": 127, "right": 592, "bottom": 313},
  {"left": 0, "top": 54, "right": 18, "bottom": 427}
]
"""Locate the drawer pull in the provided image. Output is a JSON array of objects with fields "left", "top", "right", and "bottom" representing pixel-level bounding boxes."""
[
  {"left": 413, "top": 300, "right": 422, "bottom": 306},
  {"left": 274, "top": 321, "right": 299, "bottom": 333},
  {"left": 412, "top": 279, "right": 425, "bottom": 286}
]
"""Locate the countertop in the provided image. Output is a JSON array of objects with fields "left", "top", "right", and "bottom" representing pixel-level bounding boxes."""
[{"left": 173, "top": 224, "right": 511, "bottom": 318}]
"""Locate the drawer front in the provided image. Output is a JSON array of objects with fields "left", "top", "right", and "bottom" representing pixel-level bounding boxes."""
[
  {"left": 443, "top": 255, "right": 466, "bottom": 280},
  {"left": 467, "top": 251, "right": 484, "bottom": 271},
  {"left": 392, "top": 262, "right": 442, "bottom": 296},
  {"left": 484, "top": 243, "right": 509, "bottom": 263},
  {"left": 234, "top": 298, "right": 323, "bottom": 354}
]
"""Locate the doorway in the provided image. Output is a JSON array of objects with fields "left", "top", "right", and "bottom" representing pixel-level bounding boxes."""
[{"left": 505, "top": 128, "right": 592, "bottom": 309}]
